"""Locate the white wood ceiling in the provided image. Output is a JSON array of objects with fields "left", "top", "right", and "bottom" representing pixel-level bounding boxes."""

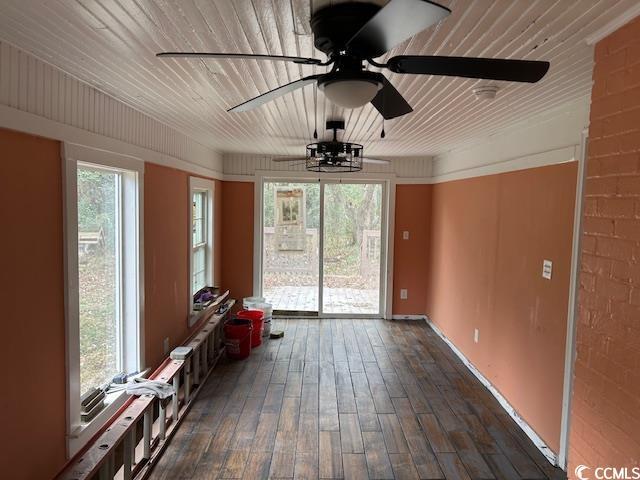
[{"left": 0, "top": 0, "right": 632, "bottom": 156}]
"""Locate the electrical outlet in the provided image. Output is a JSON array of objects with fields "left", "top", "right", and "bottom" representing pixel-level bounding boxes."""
[
  {"left": 400, "top": 289, "right": 408, "bottom": 300},
  {"left": 163, "top": 337, "right": 170, "bottom": 354},
  {"left": 402, "top": 231, "right": 410, "bottom": 240},
  {"left": 542, "top": 260, "right": 553, "bottom": 280},
  {"left": 474, "top": 328, "right": 479, "bottom": 343}
]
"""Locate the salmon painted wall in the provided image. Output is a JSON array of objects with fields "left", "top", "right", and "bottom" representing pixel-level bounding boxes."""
[
  {"left": 426, "top": 162, "right": 578, "bottom": 453},
  {"left": 569, "top": 17, "right": 640, "bottom": 473},
  {"left": 393, "top": 184, "right": 432, "bottom": 315},
  {"left": 0, "top": 128, "right": 222, "bottom": 479},
  {"left": 144, "top": 163, "right": 190, "bottom": 368},
  {"left": 0, "top": 128, "right": 67, "bottom": 480},
  {"left": 143, "top": 163, "right": 223, "bottom": 368},
  {"left": 221, "top": 181, "right": 254, "bottom": 304},
  {"left": 217, "top": 181, "right": 428, "bottom": 316}
]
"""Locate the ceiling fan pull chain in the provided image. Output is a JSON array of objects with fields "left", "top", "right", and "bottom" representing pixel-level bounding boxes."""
[
  {"left": 381, "top": 86, "right": 386, "bottom": 138},
  {"left": 313, "top": 82, "right": 318, "bottom": 139}
]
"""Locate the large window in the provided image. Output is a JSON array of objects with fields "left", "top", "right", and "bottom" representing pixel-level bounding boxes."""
[
  {"left": 77, "top": 166, "right": 121, "bottom": 396},
  {"left": 64, "top": 144, "right": 143, "bottom": 457},
  {"left": 189, "top": 177, "right": 214, "bottom": 323},
  {"left": 192, "top": 190, "right": 207, "bottom": 293}
]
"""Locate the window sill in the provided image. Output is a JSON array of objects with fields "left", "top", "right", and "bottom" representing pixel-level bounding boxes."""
[{"left": 67, "top": 389, "right": 128, "bottom": 458}]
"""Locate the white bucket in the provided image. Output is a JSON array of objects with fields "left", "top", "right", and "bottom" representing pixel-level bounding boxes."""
[
  {"left": 254, "top": 302, "right": 273, "bottom": 337},
  {"left": 243, "top": 296, "right": 265, "bottom": 309}
]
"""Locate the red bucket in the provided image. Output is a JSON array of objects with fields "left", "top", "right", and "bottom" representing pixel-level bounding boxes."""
[
  {"left": 223, "top": 318, "right": 252, "bottom": 360},
  {"left": 237, "top": 309, "right": 264, "bottom": 348}
]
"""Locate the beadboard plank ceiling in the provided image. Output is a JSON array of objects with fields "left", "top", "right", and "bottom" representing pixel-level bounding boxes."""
[{"left": 0, "top": 0, "right": 631, "bottom": 156}]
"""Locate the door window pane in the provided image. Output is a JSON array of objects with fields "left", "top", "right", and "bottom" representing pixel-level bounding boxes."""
[
  {"left": 322, "top": 183, "right": 382, "bottom": 314},
  {"left": 77, "top": 167, "right": 121, "bottom": 396},
  {"left": 262, "top": 182, "right": 320, "bottom": 312}
]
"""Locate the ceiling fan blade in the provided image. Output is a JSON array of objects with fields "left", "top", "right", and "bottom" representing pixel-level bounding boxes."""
[
  {"left": 277, "top": 162, "right": 308, "bottom": 168},
  {"left": 362, "top": 157, "right": 390, "bottom": 165},
  {"left": 387, "top": 56, "right": 550, "bottom": 83},
  {"left": 157, "top": 52, "right": 322, "bottom": 65},
  {"left": 229, "top": 75, "right": 322, "bottom": 112},
  {"left": 371, "top": 76, "right": 413, "bottom": 120},
  {"left": 272, "top": 157, "right": 308, "bottom": 162},
  {"left": 346, "top": 0, "right": 450, "bottom": 59}
]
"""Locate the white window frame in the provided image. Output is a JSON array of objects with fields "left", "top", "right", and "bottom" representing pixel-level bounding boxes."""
[
  {"left": 189, "top": 177, "right": 215, "bottom": 325},
  {"left": 62, "top": 143, "right": 145, "bottom": 458}
]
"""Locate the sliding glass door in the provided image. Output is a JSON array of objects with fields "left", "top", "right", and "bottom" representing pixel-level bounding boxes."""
[{"left": 261, "top": 179, "right": 386, "bottom": 317}]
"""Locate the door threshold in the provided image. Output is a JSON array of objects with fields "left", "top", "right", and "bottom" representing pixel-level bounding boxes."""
[
  {"left": 273, "top": 310, "right": 318, "bottom": 317},
  {"left": 272, "top": 311, "right": 385, "bottom": 320}
]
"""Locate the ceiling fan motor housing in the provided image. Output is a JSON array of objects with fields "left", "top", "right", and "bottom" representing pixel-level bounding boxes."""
[{"left": 310, "top": 3, "right": 380, "bottom": 56}]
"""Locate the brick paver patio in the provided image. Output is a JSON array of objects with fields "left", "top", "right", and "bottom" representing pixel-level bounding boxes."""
[{"left": 263, "top": 285, "right": 379, "bottom": 314}]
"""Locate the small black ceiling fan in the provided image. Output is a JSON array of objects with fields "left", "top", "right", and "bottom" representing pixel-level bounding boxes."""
[
  {"left": 271, "top": 120, "right": 389, "bottom": 172},
  {"left": 157, "top": 0, "right": 549, "bottom": 120}
]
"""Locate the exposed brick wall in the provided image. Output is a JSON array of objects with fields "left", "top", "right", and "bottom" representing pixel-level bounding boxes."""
[{"left": 569, "top": 16, "right": 640, "bottom": 475}]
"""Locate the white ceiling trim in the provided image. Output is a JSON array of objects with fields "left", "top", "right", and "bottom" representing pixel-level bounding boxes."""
[
  {"left": 220, "top": 146, "right": 576, "bottom": 184},
  {"left": 0, "top": 103, "right": 223, "bottom": 180},
  {"left": 585, "top": 2, "right": 640, "bottom": 45},
  {"left": 429, "top": 146, "right": 577, "bottom": 184},
  {"left": 433, "top": 95, "right": 590, "bottom": 175}
]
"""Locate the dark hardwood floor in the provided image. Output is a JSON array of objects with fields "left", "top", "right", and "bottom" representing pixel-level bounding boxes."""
[{"left": 148, "top": 319, "right": 566, "bottom": 479}]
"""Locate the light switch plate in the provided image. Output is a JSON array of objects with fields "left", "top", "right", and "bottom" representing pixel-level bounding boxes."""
[
  {"left": 474, "top": 328, "right": 479, "bottom": 343},
  {"left": 400, "top": 289, "right": 408, "bottom": 300},
  {"left": 403, "top": 231, "right": 409, "bottom": 240},
  {"left": 542, "top": 260, "right": 552, "bottom": 280}
]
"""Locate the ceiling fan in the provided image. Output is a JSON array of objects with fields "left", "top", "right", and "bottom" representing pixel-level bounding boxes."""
[
  {"left": 271, "top": 120, "right": 389, "bottom": 172},
  {"left": 157, "top": 0, "right": 550, "bottom": 120}
]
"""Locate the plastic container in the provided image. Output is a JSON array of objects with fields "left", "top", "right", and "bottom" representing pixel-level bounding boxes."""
[
  {"left": 243, "top": 296, "right": 265, "bottom": 309},
  {"left": 223, "top": 318, "right": 252, "bottom": 360},
  {"left": 237, "top": 309, "right": 264, "bottom": 348},
  {"left": 253, "top": 302, "right": 273, "bottom": 337}
]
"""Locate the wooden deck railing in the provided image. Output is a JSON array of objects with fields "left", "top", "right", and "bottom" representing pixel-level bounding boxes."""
[{"left": 58, "top": 292, "right": 234, "bottom": 480}]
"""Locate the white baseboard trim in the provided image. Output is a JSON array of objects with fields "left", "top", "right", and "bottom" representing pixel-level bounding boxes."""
[
  {"left": 425, "top": 316, "right": 558, "bottom": 467},
  {"left": 391, "top": 314, "right": 428, "bottom": 320}
]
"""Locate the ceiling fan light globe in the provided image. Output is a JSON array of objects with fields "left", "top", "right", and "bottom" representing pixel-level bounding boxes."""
[{"left": 320, "top": 79, "right": 382, "bottom": 109}]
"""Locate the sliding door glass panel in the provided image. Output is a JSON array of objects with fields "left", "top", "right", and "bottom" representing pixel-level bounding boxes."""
[
  {"left": 262, "top": 181, "right": 320, "bottom": 312},
  {"left": 322, "top": 183, "right": 383, "bottom": 315}
]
